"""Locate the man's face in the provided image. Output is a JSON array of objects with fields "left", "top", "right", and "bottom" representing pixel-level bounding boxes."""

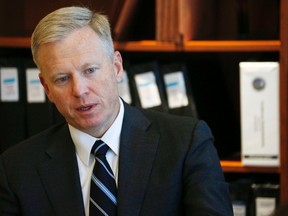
[{"left": 38, "top": 26, "right": 124, "bottom": 137}]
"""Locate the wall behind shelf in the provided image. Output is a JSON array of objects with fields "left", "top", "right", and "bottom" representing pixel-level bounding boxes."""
[
  {"left": 0, "top": 0, "right": 280, "bottom": 41},
  {"left": 0, "top": 0, "right": 155, "bottom": 40},
  {"left": 0, "top": 0, "right": 114, "bottom": 37}
]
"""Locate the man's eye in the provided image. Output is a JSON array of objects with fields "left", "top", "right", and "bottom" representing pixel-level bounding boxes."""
[
  {"left": 55, "top": 76, "right": 69, "bottom": 84},
  {"left": 86, "top": 67, "right": 97, "bottom": 74}
]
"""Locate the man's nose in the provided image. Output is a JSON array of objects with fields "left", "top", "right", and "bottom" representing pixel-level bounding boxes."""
[{"left": 72, "top": 75, "right": 89, "bottom": 97}]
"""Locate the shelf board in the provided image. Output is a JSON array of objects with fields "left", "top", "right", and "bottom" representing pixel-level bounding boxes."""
[
  {"left": 184, "top": 40, "right": 281, "bottom": 52},
  {"left": 0, "top": 37, "right": 31, "bottom": 48},
  {"left": 0, "top": 37, "right": 180, "bottom": 51},
  {"left": 221, "top": 160, "right": 280, "bottom": 173},
  {"left": 114, "top": 40, "right": 180, "bottom": 52},
  {"left": 0, "top": 38, "right": 281, "bottom": 52},
  {"left": 117, "top": 40, "right": 281, "bottom": 52},
  {"left": 115, "top": 40, "right": 281, "bottom": 52}
]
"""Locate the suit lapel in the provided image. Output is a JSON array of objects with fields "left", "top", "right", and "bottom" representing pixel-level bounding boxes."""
[
  {"left": 37, "top": 125, "right": 85, "bottom": 216},
  {"left": 35, "top": 104, "right": 159, "bottom": 216},
  {"left": 118, "top": 104, "right": 160, "bottom": 216}
]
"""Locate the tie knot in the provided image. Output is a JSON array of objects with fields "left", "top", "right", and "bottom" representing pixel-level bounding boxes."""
[{"left": 91, "top": 140, "right": 109, "bottom": 157}]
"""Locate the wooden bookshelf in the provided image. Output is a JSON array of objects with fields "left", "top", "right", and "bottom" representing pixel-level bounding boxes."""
[{"left": 0, "top": 0, "right": 287, "bottom": 205}]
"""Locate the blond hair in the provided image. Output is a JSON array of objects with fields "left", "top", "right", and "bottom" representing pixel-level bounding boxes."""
[{"left": 31, "top": 6, "right": 114, "bottom": 66}]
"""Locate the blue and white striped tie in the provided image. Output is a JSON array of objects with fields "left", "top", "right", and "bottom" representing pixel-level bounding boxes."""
[{"left": 90, "top": 140, "right": 117, "bottom": 216}]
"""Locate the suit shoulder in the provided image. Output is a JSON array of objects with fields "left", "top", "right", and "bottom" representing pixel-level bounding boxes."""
[
  {"left": 141, "top": 108, "right": 198, "bottom": 128},
  {"left": 1, "top": 122, "right": 67, "bottom": 158}
]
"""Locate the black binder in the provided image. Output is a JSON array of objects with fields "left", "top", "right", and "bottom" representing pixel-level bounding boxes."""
[
  {"left": 0, "top": 58, "right": 26, "bottom": 153},
  {"left": 160, "top": 62, "right": 198, "bottom": 118},
  {"left": 22, "top": 58, "right": 55, "bottom": 137},
  {"left": 118, "top": 61, "right": 134, "bottom": 105},
  {"left": 251, "top": 183, "right": 280, "bottom": 216},
  {"left": 229, "top": 179, "right": 253, "bottom": 216},
  {"left": 129, "top": 61, "right": 168, "bottom": 112}
]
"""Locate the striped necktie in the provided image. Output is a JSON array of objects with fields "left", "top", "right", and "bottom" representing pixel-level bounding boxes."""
[{"left": 90, "top": 140, "right": 117, "bottom": 216}]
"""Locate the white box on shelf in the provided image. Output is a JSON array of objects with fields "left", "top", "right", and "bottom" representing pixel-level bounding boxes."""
[{"left": 240, "top": 62, "right": 279, "bottom": 166}]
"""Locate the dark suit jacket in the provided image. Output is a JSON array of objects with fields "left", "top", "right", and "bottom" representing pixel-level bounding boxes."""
[{"left": 0, "top": 103, "right": 233, "bottom": 215}]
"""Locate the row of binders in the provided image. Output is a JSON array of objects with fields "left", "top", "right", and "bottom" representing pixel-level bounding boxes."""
[
  {"left": 230, "top": 179, "right": 280, "bottom": 216},
  {"left": 0, "top": 58, "right": 281, "bottom": 168},
  {"left": 119, "top": 61, "right": 198, "bottom": 118},
  {"left": 0, "top": 59, "right": 198, "bottom": 153},
  {"left": 0, "top": 59, "right": 64, "bottom": 153}
]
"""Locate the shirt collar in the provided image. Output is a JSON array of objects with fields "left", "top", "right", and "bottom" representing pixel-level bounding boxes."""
[{"left": 69, "top": 98, "right": 124, "bottom": 166}]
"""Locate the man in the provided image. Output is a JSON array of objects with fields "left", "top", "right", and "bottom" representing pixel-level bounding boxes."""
[{"left": 0, "top": 6, "right": 233, "bottom": 216}]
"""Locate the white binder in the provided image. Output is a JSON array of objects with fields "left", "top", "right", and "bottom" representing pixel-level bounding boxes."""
[{"left": 240, "top": 62, "right": 280, "bottom": 166}]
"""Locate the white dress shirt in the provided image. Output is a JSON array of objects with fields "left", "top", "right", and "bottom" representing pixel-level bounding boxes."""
[{"left": 68, "top": 98, "right": 124, "bottom": 216}]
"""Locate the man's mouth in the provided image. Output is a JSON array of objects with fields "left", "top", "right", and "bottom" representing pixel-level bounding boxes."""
[
  {"left": 80, "top": 106, "right": 91, "bottom": 111},
  {"left": 77, "top": 105, "right": 94, "bottom": 111}
]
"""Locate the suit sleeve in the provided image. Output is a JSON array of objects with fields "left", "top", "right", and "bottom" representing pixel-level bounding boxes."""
[
  {"left": 0, "top": 155, "right": 20, "bottom": 215},
  {"left": 183, "top": 120, "right": 233, "bottom": 215}
]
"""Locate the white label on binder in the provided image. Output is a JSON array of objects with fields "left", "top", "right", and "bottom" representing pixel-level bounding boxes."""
[
  {"left": 0, "top": 67, "right": 19, "bottom": 102},
  {"left": 255, "top": 197, "right": 276, "bottom": 216},
  {"left": 26, "top": 68, "right": 45, "bottom": 103},
  {"left": 164, "top": 71, "right": 188, "bottom": 108},
  {"left": 240, "top": 62, "right": 279, "bottom": 166},
  {"left": 118, "top": 70, "right": 132, "bottom": 104},
  {"left": 134, "top": 71, "right": 161, "bottom": 108},
  {"left": 232, "top": 202, "right": 246, "bottom": 216}
]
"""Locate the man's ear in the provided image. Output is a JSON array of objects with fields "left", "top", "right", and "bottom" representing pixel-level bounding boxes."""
[
  {"left": 113, "top": 51, "right": 124, "bottom": 83},
  {"left": 39, "top": 73, "right": 53, "bottom": 102}
]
